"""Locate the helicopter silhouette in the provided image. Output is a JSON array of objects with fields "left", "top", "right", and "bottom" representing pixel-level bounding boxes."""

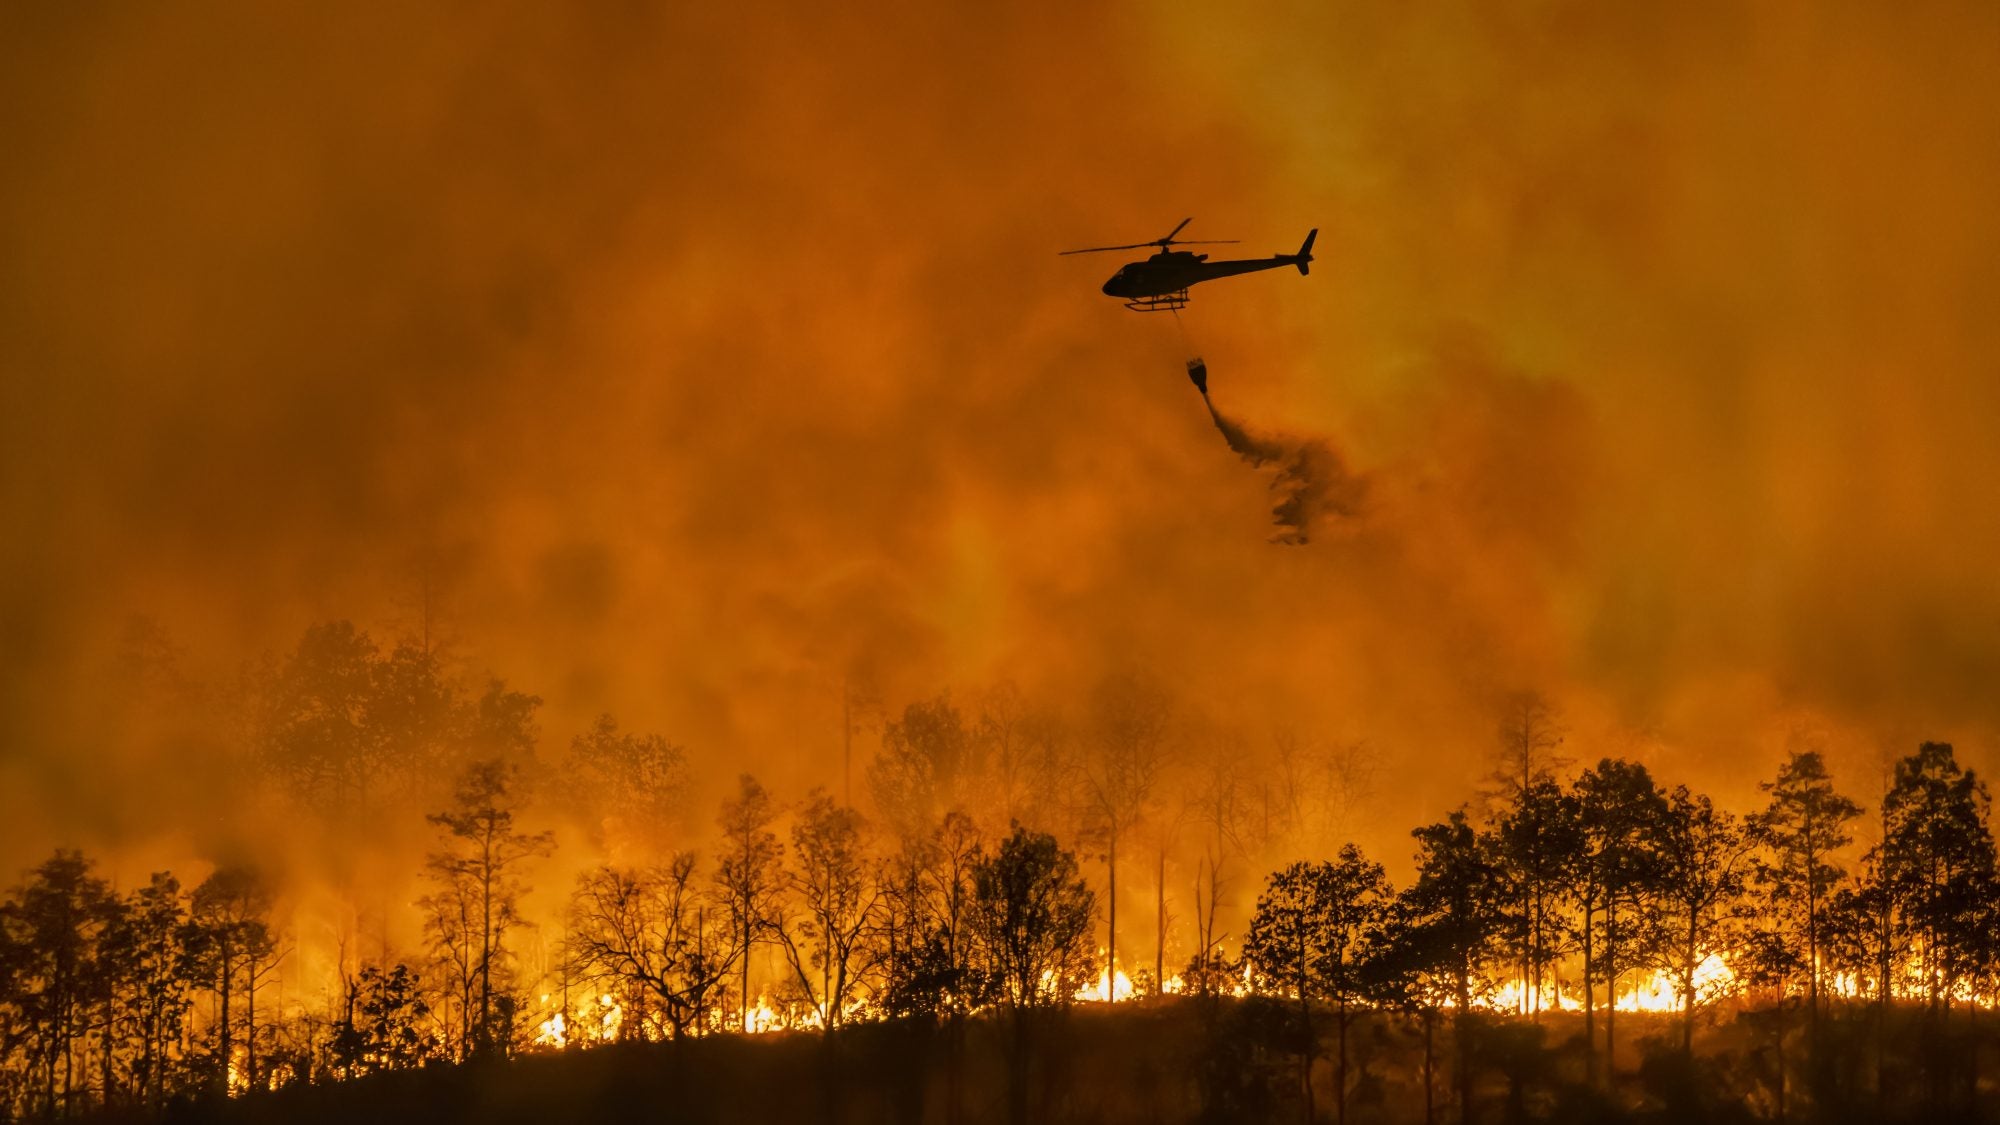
[{"left": 1061, "top": 218, "right": 1316, "bottom": 312}]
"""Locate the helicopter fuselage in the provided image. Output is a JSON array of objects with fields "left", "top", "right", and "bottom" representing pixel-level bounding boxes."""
[
  {"left": 1100, "top": 253, "right": 1285, "bottom": 297},
  {"left": 1101, "top": 229, "right": 1316, "bottom": 299}
]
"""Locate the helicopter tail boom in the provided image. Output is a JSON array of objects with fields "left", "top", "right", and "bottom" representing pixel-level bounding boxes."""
[{"left": 1295, "top": 228, "right": 1317, "bottom": 275}]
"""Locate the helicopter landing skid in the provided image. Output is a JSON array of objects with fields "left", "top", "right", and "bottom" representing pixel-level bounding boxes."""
[{"left": 1125, "top": 290, "right": 1190, "bottom": 313}]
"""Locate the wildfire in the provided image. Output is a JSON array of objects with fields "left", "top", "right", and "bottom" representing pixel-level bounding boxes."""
[
  {"left": 1485, "top": 978, "right": 1582, "bottom": 1014},
  {"left": 1076, "top": 966, "right": 1136, "bottom": 1003},
  {"left": 1479, "top": 954, "right": 1739, "bottom": 1015},
  {"left": 535, "top": 1010, "right": 568, "bottom": 1049},
  {"left": 533, "top": 992, "right": 625, "bottom": 1049},
  {"left": 746, "top": 995, "right": 784, "bottom": 1033},
  {"left": 1615, "top": 954, "right": 1735, "bottom": 1013}
]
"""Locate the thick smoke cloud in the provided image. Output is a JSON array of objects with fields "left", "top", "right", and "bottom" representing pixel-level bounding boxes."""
[{"left": 2, "top": 0, "right": 1999, "bottom": 899}]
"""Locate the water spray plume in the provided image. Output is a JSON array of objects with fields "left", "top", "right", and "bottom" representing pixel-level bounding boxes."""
[{"left": 1199, "top": 390, "right": 1364, "bottom": 544}]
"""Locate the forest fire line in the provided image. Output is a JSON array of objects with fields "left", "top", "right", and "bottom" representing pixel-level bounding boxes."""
[
  {"left": 2, "top": 650, "right": 1997, "bottom": 1120},
  {"left": 510, "top": 954, "right": 1752, "bottom": 1049},
  {"left": 514, "top": 943, "right": 2000, "bottom": 1054}
]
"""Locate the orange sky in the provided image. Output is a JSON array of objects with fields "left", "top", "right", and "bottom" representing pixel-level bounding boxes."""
[{"left": 4, "top": 2, "right": 2000, "bottom": 882}]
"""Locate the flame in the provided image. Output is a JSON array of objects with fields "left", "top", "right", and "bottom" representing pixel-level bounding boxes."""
[
  {"left": 535, "top": 1010, "right": 568, "bottom": 1049},
  {"left": 1477, "top": 954, "right": 1738, "bottom": 1015},
  {"left": 1614, "top": 971, "right": 1684, "bottom": 1013},
  {"left": 533, "top": 992, "right": 625, "bottom": 1049},
  {"left": 1486, "top": 977, "right": 1582, "bottom": 1014},
  {"left": 1614, "top": 954, "right": 1735, "bottom": 1013},
  {"left": 746, "top": 995, "right": 784, "bottom": 1033},
  {"left": 1076, "top": 967, "right": 1136, "bottom": 1003}
]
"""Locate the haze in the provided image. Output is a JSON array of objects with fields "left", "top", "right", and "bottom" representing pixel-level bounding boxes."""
[{"left": 4, "top": 3, "right": 1999, "bottom": 897}]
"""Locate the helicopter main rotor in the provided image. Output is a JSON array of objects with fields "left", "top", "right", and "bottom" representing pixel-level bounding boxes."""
[{"left": 1058, "top": 217, "right": 1240, "bottom": 256}]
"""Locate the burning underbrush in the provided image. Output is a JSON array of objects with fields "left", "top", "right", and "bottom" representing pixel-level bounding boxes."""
[{"left": 169, "top": 994, "right": 2000, "bottom": 1125}]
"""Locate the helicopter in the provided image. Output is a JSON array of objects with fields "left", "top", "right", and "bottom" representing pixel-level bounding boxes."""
[{"left": 1061, "top": 218, "right": 1316, "bottom": 312}]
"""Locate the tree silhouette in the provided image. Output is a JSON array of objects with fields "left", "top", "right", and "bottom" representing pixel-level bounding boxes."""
[
  {"left": 967, "top": 825, "right": 1097, "bottom": 1010},
  {"left": 102, "top": 872, "right": 194, "bottom": 1109},
  {"left": 1494, "top": 779, "right": 1580, "bottom": 1021},
  {"left": 1822, "top": 869, "right": 1898, "bottom": 1111},
  {"left": 771, "top": 790, "right": 880, "bottom": 1034},
  {"left": 714, "top": 773, "right": 784, "bottom": 1033},
  {"left": 190, "top": 865, "right": 278, "bottom": 1092},
  {"left": 1399, "top": 812, "right": 1508, "bottom": 1124},
  {"left": 1360, "top": 898, "right": 1463, "bottom": 1125},
  {"left": 2, "top": 851, "right": 117, "bottom": 1117},
  {"left": 1874, "top": 742, "right": 1996, "bottom": 1112},
  {"left": 1484, "top": 693, "right": 1569, "bottom": 1019},
  {"left": 1650, "top": 785, "right": 1751, "bottom": 1053},
  {"left": 1244, "top": 846, "right": 1389, "bottom": 1125},
  {"left": 332, "top": 963, "right": 430, "bottom": 1075},
  {"left": 869, "top": 695, "right": 974, "bottom": 845},
  {"left": 1080, "top": 675, "right": 1171, "bottom": 998},
  {"left": 257, "top": 623, "right": 542, "bottom": 821},
  {"left": 461, "top": 678, "right": 542, "bottom": 778},
  {"left": 566, "top": 854, "right": 730, "bottom": 1041},
  {"left": 1750, "top": 747, "right": 1860, "bottom": 1089},
  {"left": 965, "top": 825, "right": 1095, "bottom": 1125},
  {"left": 422, "top": 760, "right": 553, "bottom": 1058},
  {"left": 876, "top": 811, "right": 982, "bottom": 1024},
  {"left": 1877, "top": 742, "right": 1994, "bottom": 1012},
  {"left": 1573, "top": 757, "right": 1669, "bottom": 1082},
  {"left": 1186, "top": 747, "right": 1253, "bottom": 1002},
  {"left": 256, "top": 622, "right": 381, "bottom": 810},
  {"left": 366, "top": 639, "right": 463, "bottom": 794},
  {"left": 562, "top": 714, "right": 690, "bottom": 854},
  {"left": 1245, "top": 861, "right": 1325, "bottom": 1125}
]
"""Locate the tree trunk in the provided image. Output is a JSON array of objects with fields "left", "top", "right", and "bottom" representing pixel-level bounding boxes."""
[
  {"left": 1336, "top": 992, "right": 1348, "bottom": 1125},
  {"left": 1299, "top": 956, "right": 1316, "bottom": 1125},
  {"left": 100, "top": 991, "right": 115, "bottom": 1109},
  {"left": 1775, "top": 981, "right": 1788, "bottom": 1123},
  {"left": 1877, "top": 906, "right": 1891, "bottom": 1115},
  {"left": 1806, "top": 859, "right": 1821, "bottom": 1099},
  {"left": 1455, "top": 969, "right": 1473, "bottom": 1125},
  {"left": 1604, "top": 898, "right": 1617, "bottom": 1084},
  {"left": 480, "top": 830, "right": 495, "bottom": 1054},
  {"left": 1156, "top": 847, "right": 1166, "bottom": 995},
  {"left": 1581, "top": 899, "right": 1596, "bottom": 1088},
  {"left": 1422, "top": 1007, "right": 1435, "bottom": 1125},
  {"left": 1107, "top": 825, "right": 1118, "bottom": 1001},
  {"left": 218, "top": 944, "right": 234, "bottom": 1092},
  {"left": 62, "top": 1012, "right": 74, "bottom": 1118},
  {"left": 947, "top": 1011, "right": 965, "bottom": 1125},
  {"left": 1008, "top": 1009, "right": 1031, "bottom": 1125},
  {"left": 1530, "top": 882, "right": 1543, "bottom": 1021},
  {"left": 247, "top": 968, "right": 258, "bottom": 1091},
  {"left": 1682, "top": 920, "right": 1697, "bottom": 1056},
  {"left": 1968, "top": 1000, "right": 1982, "bottom": 1125}
]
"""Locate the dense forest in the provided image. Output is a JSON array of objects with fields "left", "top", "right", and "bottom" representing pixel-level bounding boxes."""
[{"left": 3, "top": 621, "right": 1998, "bottom": 1124}]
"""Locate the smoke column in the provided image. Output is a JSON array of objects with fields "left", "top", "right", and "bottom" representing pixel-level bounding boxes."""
[{"left": 1200, "top": 390, "right": 1364, "bottom": 544}]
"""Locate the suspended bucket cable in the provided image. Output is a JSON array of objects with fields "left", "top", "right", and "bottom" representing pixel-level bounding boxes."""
[{"left": 1171, "top": 308, "right": 1207, "bottom": 393}]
